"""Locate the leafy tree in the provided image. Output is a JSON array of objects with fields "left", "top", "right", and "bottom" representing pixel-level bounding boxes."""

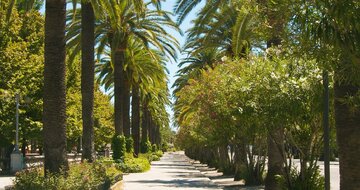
[
  {"left": 93, "top": 86, "right": 114, "bottom": 151},
  {"left": 0, "top": 5, "right": 44, "bottom": 154},
  {"left": 174, "top": 53, "right": 327, "bottom": 187}
]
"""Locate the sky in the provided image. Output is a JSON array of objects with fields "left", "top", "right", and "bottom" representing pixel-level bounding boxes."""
[{"left": 159, "top": 1, "right": 204, "bottom": 129}]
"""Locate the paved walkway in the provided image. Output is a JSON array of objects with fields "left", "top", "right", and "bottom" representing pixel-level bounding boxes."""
[
  {"left": 123, "top": 151, "right": 220, "bottom": 190},
  {"left": 0, "top": 176, "right": 14, "bottom": 190}
]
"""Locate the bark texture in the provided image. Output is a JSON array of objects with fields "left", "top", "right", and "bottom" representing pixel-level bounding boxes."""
[
  {"left": 131, "top": 84, "right": 140, "bottom": 156},
  {"left": 81, "top": 0, "right": 95, "bottom": 162},
  {"left": 114, "top": 49, "right": 125, "bottom": 135},
  {"left": 265, "top": 128, "right": 285, "bottom": 190},
  {"left": 141, "top": 101, "right": 149, "bottom": 153},
  {"left": 334, "top": 59, "right": 360, "bottom": 190},
  {"left": 123, "top": 75, "right": 131, "bottom": 137},
  {"left": 43, "top": 0, "right": 68, "bottom": 174}
]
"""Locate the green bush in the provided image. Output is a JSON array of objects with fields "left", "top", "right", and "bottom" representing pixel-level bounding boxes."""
[
  {"left": 288, "top": 165, "right": 325, "bottom": 190},
  {"left": 125, "top": 137, "right": 134, "bottom": 153},
  {"left": 161, "top": 143, "right": 168, "bottom": 152},
  {"left": 13, "top": 161, "right": 122, "bottom": 190},
  {"left": 112, "top": 135, "right": 126, "bottom": 161},
  {"left": 13, "top": 168, "right": 52, "bottom": 190},
  {"left": 140, "top": 140, "right": 151, "bottom": 153},
  {"left": 116, "top": 154, "right": 150, "bottom": 173},
  {"left": 96, "top": 157, "right": 122, "bottom": 183},
  {"left": 148, "top": 154, "right": 160, "bottom": 162},
  {"left": 139, "top": 151, "right": 163, "bottom": 162},
  {"left": 151, "top": 144, "right": 158, "bottom": 152},
  {"left": 154, "top": 150, "right": 163, "bottom": 157},
  {"left": 168, "top": 147, "right": 178, "bottom": 152}
]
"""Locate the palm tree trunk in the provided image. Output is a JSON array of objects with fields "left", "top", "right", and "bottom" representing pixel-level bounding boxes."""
[
  {"left": 141, "top": 102, "right": 148, "bottom": 142},
  {"left": 265, "top": 127, "right": 285, "bottom": 190},
  {"left": 131, "top": 83, "right": 140, "bottom": 156},
  {"left": 43, "top": 0, "right": 68, "bottom": 175},
  {"left": 334, "top": 59, "right": 360, "bottom": 189},
  {"left": 123, "top": 74, "right": 131, "bottom": 137},
  {"left": 155, "top": 125, "right": 161, "bottom": 146},
  {"left": 149, "top": 117, "right": 155, "bottom": 145},
  {"left": 141, "top": 100, "right": 149, "bottom": 153},
  {"left": 265, "top": 11, "right": 285, "bottom": 186},
  {"left": 81, "top": 0, "right": 95, "bottom": 162},
  {"left": 114, "top": 48, "right": 125, "bottom": 135},
  {"left": 114, "top": 42, "right": 130, "bottom": 137}
]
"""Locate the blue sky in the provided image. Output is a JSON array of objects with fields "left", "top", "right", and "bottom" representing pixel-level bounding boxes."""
[{"left": 160, "top": 1, "right": 204, "bottom": 129}]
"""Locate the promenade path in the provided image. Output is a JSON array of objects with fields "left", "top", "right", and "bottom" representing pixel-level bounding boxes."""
[
  {"left": 123, "top": 151, "right": 264, "bottom": 190},
  {"left": 0, "top": 176, "right": 14, "bottom": 190},
  {"left": 123, "top": 151, "right": 221, "bottom": 190}
]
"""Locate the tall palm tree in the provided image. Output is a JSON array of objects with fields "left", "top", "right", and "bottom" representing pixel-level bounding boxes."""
[
  {"left": 66, "top": 0, "right": 97, "bottom": 162},
  {"left": 93, "top": 0, "right": 178, "bottom": 137},
  {"left": 66, "top": 0, "right": 169, "bottom": 158},
  {"left": 95, "top": 37, "right": 170, "bottom": 155},
  {"left": 43, "top": 0, "right": 68, "bottom": 174},
  {"left": 80, "top": 0, "right": 96, "bottom": 162}
]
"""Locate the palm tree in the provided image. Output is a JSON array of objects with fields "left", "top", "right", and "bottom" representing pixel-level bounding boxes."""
[
  {"left": 43, "top": 0, "right": 68, "bottom": 174},
  {"left": 174, "top": 0, "right": 229, "bottom": 25},
  {"left": 93, "top": 0, "right": 178, "bottom": 137},
  {"left": 95, "top": 38, "right": 170, "bottom": 155},
  {"left": 127, "top": 42, "right": 169, "bottom": 155},
  {"left": 172, "top": 49, "right": 219, "bottom": 96},
  {"left": 183, "top": 2, "right": 255, "bottom": 58},
  {"left": 66, "top": 0, "right": 168, "bottom": 159},
  {"left": 80, "top": 0, "right": 96, "bottom": 162}
]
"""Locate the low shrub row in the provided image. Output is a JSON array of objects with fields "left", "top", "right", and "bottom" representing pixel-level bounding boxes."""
[
  {"left": 13, "top": 161, "right": 122, "bottom": 190},
  {"left": 117, "top": 154, "right": 151, "bottom": 173},
  {"left": 13, "top": 137, "right": 166, "bottom": 189},
  {"left": 114, "top": 151, "right": 163, "bottom": 173},
  {"left": 139, "top": 151, "right": 161, "bottom": 162}
]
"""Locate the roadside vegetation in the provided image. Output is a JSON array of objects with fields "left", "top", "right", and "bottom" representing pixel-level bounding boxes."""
[{"left": 172, "top": 0, "right": 359, "bottom": 189}]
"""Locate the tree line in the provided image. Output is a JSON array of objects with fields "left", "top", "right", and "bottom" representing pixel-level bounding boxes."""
[
  {"left": 0, "top": 0, "right": 175, "bottom": 175},
  {"left": 172, "top": 0, "right": 359, "bottom": 190}
]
